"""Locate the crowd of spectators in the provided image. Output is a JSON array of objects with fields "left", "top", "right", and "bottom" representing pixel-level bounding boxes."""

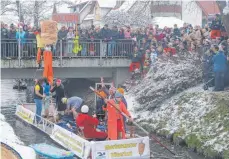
[{"left": 1, "top": 14, "right": 229, "bottom": 91}]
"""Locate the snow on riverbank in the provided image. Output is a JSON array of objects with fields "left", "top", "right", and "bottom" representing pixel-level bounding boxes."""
[
  {"left": 126, "top": 87, "right": 229, "bottom": 159},
  {"left": 0, "top": 113, "right": 36, "bottom": 159},
  {"left": 124, "top": 54, "right": 229, "bottom": 158}
]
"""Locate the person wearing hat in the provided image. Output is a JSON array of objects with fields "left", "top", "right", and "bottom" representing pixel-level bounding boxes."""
[
  {"left": 210, "top": 14, "right": 222, "bottom": 39},
  {"left": 51, "top": 79, "right": 66, "bottom": 116},
  {"left": 61, "top": 96, "right": 84, "bottom": 119},
  {"left": 76, "top": 105, "right": 107, "bottom": 140},
  {"left": 104, "top": 92, "right": 133, "bottom": 140}
]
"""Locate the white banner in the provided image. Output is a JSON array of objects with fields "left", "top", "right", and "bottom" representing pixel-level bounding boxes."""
[
  {"left": 91, "top": 137, "right": 150, "bottom": 159},
  {"left": 15, "top": 105, "right": 35, "bottom": 124},
  {"left": 50, "top": 125, "right": 91, "bottom": 159}
]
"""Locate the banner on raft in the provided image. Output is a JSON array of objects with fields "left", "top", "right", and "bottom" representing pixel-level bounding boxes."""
[
  {"left": 15, "top": 105, "right": 35, "bottom": 124},
  {"left": 91, "top": 136, "right": 150, "bottom": 159},
  {"left": 50, "top": 125, "right": 91, "bottom": 159}
]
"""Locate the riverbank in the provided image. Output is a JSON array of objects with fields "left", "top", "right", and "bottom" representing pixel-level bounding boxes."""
[
  {"left": 126, "top": 87, "right": 229, "bottom": 159},
  {"left": 124, "top": 54, "right": 229, "bottom": 159},
  {"left": 0, "top": 114, "right": 36, "bottom": 159}
]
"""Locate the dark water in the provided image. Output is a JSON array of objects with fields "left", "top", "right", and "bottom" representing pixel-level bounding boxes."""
[{"left": 1, "top": 79, "right": 205, "bottom": 159}]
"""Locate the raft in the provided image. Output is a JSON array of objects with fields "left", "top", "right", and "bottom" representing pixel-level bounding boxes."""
[
  {"left": 15, "top": 102, "right": 150, "bottom": 159},
  {"left": 1, "top": 142, "right": 22, "bottom": 159},
  {"left": 30, "top": 143, "right": 74, "bottom": 159}
]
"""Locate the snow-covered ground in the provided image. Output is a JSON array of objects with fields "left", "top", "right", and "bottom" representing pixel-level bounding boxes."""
[
  {"left": 153, "top": 17, "right": 185, "bottom": 28},
  {"left": 124, "top": 54, "right": 229, "bottom": 158},
  {"left": 0, "top": 114, "right": 36, "bottom": 159},
  {"left": 126, "top": 86, "right": 229, "bottom": 158}
]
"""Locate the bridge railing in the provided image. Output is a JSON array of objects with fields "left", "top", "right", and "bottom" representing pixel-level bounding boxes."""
[{"left": 1, "top": 39, "right": 135, "bottom": 59}]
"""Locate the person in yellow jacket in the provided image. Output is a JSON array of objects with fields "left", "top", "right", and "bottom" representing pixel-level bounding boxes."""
[
  {"left": 34, "top": 28, "right": 45, "bottom": 69},
  {"left": 73, "top": 27, "right": 82, "bottom": 54}
]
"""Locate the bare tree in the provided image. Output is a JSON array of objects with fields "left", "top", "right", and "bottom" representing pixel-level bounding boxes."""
[
  {"left": 1, "top": 0, "right": 74, "bottom": 26},
  {"left": 103, "top": 1, "right": 151, "bottom": 28},
  {"left": 216, "top": 0, "right": 229, "bottom": 34},
  {"left": 1, "top": 1, "right": 16, "bottom": 15}
]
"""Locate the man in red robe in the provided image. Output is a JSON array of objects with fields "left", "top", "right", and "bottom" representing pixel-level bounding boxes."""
[{"left": 76, "top": 105, "right": 107, "bottom": 140}]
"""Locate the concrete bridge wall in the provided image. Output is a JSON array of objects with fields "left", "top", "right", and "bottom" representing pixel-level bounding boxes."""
[{"left": 1, "top": 58, "right": 131, "bottom": 86}]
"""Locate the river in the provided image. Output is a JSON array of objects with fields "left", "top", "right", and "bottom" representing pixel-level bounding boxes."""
[{"left": 1, "top": 79, "right": 205, "bottom": 159}]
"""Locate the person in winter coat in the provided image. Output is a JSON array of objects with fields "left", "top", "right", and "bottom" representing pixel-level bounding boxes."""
[
  {"left": 220, "top": 41, "right": 229, "bottom": 87},
  {"left": 203, "top": 47, "right": 214, "bottom": 88},
  {"left": 61, "top": 96, "right": 84, "bottom": 119},
  {"left": 100, "top": 24, "right": 112, "bottom": 56},
  {"left": 43, "top": 78, "right": 51, "bottom": 118},
  {"left": 124, "top": 26, "right": 132, "bottom": 39},
  {"left": 7, "top": 25, "right": 17, "bottom": 57},
  {"left": 76, "top": 105, "right": 107, "bottom": 140},
  {"left": 108, "top": 26, "right": 119, "bottom": 56},
  {"left": 104, "top": 92, "right": 133, "bottom": 140},
  {"left": 163, "top": 43, "right": 176, "bottom": 56},
  {"left": 173, "top": 24, "right": 181, "bottom": 38},
  {"left": 50, "top": 79, "right": 66, "bottom": 116},
  {"left": 212, "top": 45, "right": 227, "bottom": 91},
  {"left": 210, "top": 14, "right": 222, "bottom": 39},
  {"left": 58, "top": 26, "right": 68, "bottom": 55},
  {"left": 66, "top": 27, "right": 75, "bottom": 55},
  {"left": 129, "top": 46, "right": 142, "bottom": 75}
]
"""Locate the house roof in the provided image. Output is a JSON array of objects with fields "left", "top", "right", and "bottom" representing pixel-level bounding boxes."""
[
  {"left": 196, "top": 1, "right": 220, "bottom": 16},
  {"left": 97, "top": 0, "right": 116, "bottom": 8},
  {"left": 69, "top": 0, "right": 116, "bottom": 8},
  {"left": 68, "top": 0, "right": 89, "bottom": 8}
]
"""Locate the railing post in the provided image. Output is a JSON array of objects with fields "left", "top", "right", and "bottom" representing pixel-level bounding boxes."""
[
  {"left": 18, "top": 39, "right": 21, "bottom": 67},
  {"left": 60, "top": 40, "right": 63, "bottom": 67},
  {"left": 99, "top": 39, "right": 103, "bottom": 66}
]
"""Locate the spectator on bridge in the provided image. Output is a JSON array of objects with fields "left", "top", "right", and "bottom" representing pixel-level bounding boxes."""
[
  {"left": 66, "top": 27, "right": 75, "bottom": 55},
  {"left": 7, "top": 24, "right": 17, "bottom": 58},
  {"left": 124, "top": 26, "right": 132, "bottom": 39},
  {"left": 100, "top": 24, "right": 112, "bottom": 56},
  {"left": 1, "top": 23, "right": 8, "bottom": 58},
  {"left": 108, "top": 26, "right": 119, "bottom": 56},
  {"left": 58, "top": 26, "right": 68, "bottom": 56},
  {"left": 16, "top": 26, "right": 25, "bottom": 57}
]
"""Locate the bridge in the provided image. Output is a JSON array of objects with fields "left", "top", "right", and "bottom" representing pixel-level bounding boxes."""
[{"left": 1, "top": 40, "right": 133, "bottom": 85}]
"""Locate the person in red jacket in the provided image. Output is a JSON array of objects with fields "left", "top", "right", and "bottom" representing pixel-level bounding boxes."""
[{"left": 76, "top": 105, "right": 107, "bottom": 140}]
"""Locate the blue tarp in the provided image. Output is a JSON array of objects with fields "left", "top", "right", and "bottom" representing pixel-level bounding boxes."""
[{"left": 30, "top": 143, "right": 74, "bottom": 159}]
